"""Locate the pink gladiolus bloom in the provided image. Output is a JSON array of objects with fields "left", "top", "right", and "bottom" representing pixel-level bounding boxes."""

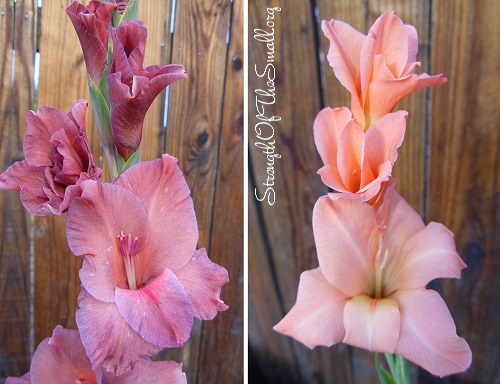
[
  {"left": 66, "top": 154, "right": 228, "bottom": 375},
  {"left": 6, "top": 325, "right": 99, "bottom": 384},
  {"left": 314, "top": 106, "right": 407, "bottom": 202},
  {"left": 108, "top": 20, "right": 187, "bottom": 160},
  {"left": 0, "top": 100, "right": 101, "bottom": 215},
  {"left": 322, "top": 11, "right": 446, "bottom": 129},
  {"left": 66, "top": 1, "right": 117, "bottom": 84},
  {"left": 274, "top": 188, "right": 472, "bottom": 377},
  {"left": 6, "top": 325, "right": 187, "bottom": 384}
]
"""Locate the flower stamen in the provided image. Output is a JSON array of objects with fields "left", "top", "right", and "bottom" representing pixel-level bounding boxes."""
[{"left": 117, "top": 231, "right": 139, "bottom": 290}]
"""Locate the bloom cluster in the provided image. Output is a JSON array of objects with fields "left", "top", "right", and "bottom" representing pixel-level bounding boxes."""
[
  {"left": 3, "top": 1, "right": 228, "bottom": 382},
  {"left": 274, "top": 11, "right": 472, "bottom": 379}
]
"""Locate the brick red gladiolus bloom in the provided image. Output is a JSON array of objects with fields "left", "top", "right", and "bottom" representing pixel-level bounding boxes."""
[
  {"left": 66, "top": 154, "right": 228, "bottom": 375},
  {"left": 108, "top": 21, "right": 187, "bottom": 160},
  {"left": 275, "top": 189, "right": 472, "bottom": 377},
  {"left": 6, "top": 325, "right": 187, "bottom": 384},
  {"left": 66, "top": 1, "right": 117, "bottom": 84},
  {"left": 0, "top": 100, "right": 101, "bottom": 215},
  {"left": 322, "top": 11, "right": 446, "bottom": 129}
]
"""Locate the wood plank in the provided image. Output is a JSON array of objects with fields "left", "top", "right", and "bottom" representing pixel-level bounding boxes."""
[
  {"left": 248, "top": 1, "right": 352, "bottom": 382},
  {"left": 0, "top": 0, "right": 34, "bottom": 377},
  {"left": 249, "top": 189, "right": 301, "bottom": 383},
  {"left": 139, "top": 0, "right": 173, "bottom": 161},
  {"left": 197, "top": 0, "right": 243, "bottom": 382},
  {"left": 426, "top": 0, "right": 500, "bottom": 382},
  {"left": 162, "top": 1, "right": 234, "bottom": 382}
]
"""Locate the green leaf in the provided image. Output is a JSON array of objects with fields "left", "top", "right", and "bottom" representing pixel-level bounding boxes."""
[
  {"left": 116, "top": 148, "right": 141, "bottom": 174},
  {"left": 114, "top": 0, "right": 139, "bottom": 26},
  {"left": 376, "top": 353, "right": 395, "bottom": 384}
]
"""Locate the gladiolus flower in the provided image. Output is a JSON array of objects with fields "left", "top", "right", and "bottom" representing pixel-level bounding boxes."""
[
  {"left": 314, "top": 106, "right": 407, "bottom": 202},
  {"left": 66, "top": 1, "right": 117, "bottom": 84},
  {"left": 6, "top": 325, "right": 187, "bottom": 384},
  {"left": 66, "top": 154, "right": 228, "bottom": 375},
  {"left": 108, "top": 20, "right": 187, "bottom": 160},
  {"left": 322, "top": 11, "right": 446, "bottom": 129},
  {"left": 274, "top": 189, "right": 472, "bottom": 377},
  {"left": 0, "top": 100, "right": 101, "bottom": 215}
]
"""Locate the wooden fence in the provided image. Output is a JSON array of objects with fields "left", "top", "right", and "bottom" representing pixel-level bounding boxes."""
[
  {"left": 249, "top": 0, "right": 499, "bottom": 383},
  {"left": 0, "top": 0, "right": 243, "bottom": 383}
]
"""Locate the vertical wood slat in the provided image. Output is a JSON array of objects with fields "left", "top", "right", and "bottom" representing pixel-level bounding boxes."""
[
  {"left": 248, "top": 1, "right": 351, "bottom": 382},
  {"left": 0, "top": 0, "right": 35, "bottom": 377},
  {"left": 198, "top": 0, "right": 244, "bottom": 382},
  {"left": 427, "top": 1, "right": 500, "bottom": 383},
  {"left": 140, "top": 0, "right": 172, "bottom": 161}
]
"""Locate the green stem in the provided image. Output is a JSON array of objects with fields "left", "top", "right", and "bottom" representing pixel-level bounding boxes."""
[
  {"left": 384, "top": 354, "right": 411, "bottom": 384},
  {"left": 375, "top": 353, "right": 395, "bottom": 384}
]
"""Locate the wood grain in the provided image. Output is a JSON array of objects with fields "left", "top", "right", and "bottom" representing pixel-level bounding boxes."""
[
  {"left": 248, "top": 1, "right": 350, "bottom": 382},
  {"left": 197, "top": 0, "right": 244, "bottom": 382},
  {"left": 0, "top": 0, "right": 34, "bottom": 377},
  {"left": 426, "top": 1, "right": 500, "bottom": 383}
]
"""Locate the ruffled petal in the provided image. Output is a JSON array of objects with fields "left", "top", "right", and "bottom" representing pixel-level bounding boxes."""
[
  {"left": 0, "top": 161, "right": 63, "bottom": 216},
  {"left": 115, "top": 269, "right": 194, "bottom": 348},
  {"left": 385, "top": 222, "right": 466, "bottom": 293},
  {"left": 313, "top": 196, "right": 378, "bottom": 296},
  {"left": 102, "top": 360, "right": 186, "bottom": 384},
  {"left": 274, "top": 268, "right": 347, "bottom": 348},
  {"left": 174, "top": 248, "right": 229, "bottom": 320},
  {"left": 24, "top": 106, "right": 74, "bottom": 167},
  {"left": 5, "top": 373, "right": 31, "bottom": 384},
  {"left": 66, "top": 180, "right": 150, "bottom": 302},
  {"left": 343, "top": 295, "right": 400, "bottom": 353},
  {"left": 114, "top": 155, "right": 198, "bottom": 273},
  {"left": 76, "top": 287, "right": 161, "bottom": 376},
  {"left": 393, "top": 289, "right": 472, "bottom": 377}
]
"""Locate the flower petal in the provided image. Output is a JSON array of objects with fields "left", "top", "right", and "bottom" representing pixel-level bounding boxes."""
[
  {"left": 0, "top": 161, "right": 66, "bottom": 216},
  {"left": 115, "top": 268, "right": 194, "bottom": 348},
  {"left": 5, "top": 373, "right": 31, "bottom": 384},
  {"left": 313, "top": 106, "right": 352, "bottom": 167},
  {"left": 102, "top": 360, "right": 186, "bottom": 384},
  {"left": 66, "top": 180, "right": 150, "bottom": 302},
  {"left": 367, "top": 73, "right": 446, "bottom": 123},
  {"left": 343, "top": 295, "right": 400, "bottom": 353},
  {"left": 76, "top": 287, "right": 161, "bottom": 376},
  {"left": 337, "top": 119, "right": 364, "bottom": 192},
  {"left": 114, "top": 155, "right": 198, "bottom": 273},
  {"left": 385, "top": 222, "right": 466, "bottom": 293},
  {"left": 174, "top": 248, "right": 229, "bottom": 320},
  {"left": 364, "top": 110, "right": 407, "bottom": 175},
  {"left": 274, "top": 268, "right": 347, "bottom": 348},
  {"left": 30, "top": 326, "right": 98, "bottom": 384},
  {"left": 322, "top": 19, "right": 364, "bottom": 98},
  {"left": 313, "top": 196, "right": 377, "bottom": 296},
  {"left": 384, "top": 191, "right": 425, "bottom": 258},
  {"left": 393, "top": 289, "right": 472, "bottom": 377}
]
